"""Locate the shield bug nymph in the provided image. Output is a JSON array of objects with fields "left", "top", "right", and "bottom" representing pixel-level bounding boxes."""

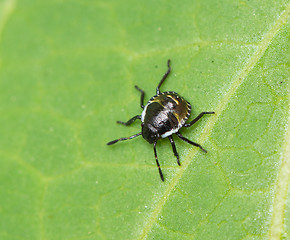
[{"left": 107, "top": 60, "right": 215, "bottom": 181}]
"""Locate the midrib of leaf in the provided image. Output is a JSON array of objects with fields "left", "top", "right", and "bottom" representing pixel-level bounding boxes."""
[
  {"left": 138, "top": 4, "right": 290, "bottom": 240},
  {"left": 269, "top": 116, "right": 290, "bottom": 239}
]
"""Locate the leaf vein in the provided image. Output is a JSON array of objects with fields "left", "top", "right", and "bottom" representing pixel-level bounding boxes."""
[{"left": 138, "top": 4, "right": 290, "bottom": 239}]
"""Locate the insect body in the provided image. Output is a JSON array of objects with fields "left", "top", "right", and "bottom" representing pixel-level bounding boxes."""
[
  {"left": 141, "top": 91, "right": 191, "bottom": 143},
  {"left": 107, "top": 60, "right": 214, "bottom": 181}
]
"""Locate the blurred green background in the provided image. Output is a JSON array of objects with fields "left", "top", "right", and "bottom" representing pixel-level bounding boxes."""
[{"left": 0, "top": 0, "right": 289, "bottom": 239}]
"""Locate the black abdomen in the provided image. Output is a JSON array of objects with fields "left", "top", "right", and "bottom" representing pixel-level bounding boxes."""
[
  {"left": 145, "top": 102, "right": 179, "bottom": 134},
  {"left": 141, "top": 92, "right": 191, "bottom": 143}
]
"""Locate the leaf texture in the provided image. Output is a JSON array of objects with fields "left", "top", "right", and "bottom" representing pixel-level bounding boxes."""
[{"left": 0, "top": 0, "right": 289, "bottom": 239}]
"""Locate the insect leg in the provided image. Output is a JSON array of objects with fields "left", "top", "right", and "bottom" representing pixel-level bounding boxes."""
[
  {"left": 156, "top": 59, "right": 171, "bottom": 95},
  {"left": 154, "top": 142, "right": 164, "bottom": 181},
  {"left": 176, "top": 131, "right": 207, "bottom": 153},
  {"left": 184, "top": 112, "right": 215, "bottom": 127},
  {"left": 117, "top": 115, "right": 141, "bottom": 126},
  {"left": 135, "top": 85, "right": 145, "bottom": 109},
  {"left": 107, "top": 132, "right": 142, "bottom": 145},
  {"left": 168, "top": 135, "right": 180, "bottom": 166}
]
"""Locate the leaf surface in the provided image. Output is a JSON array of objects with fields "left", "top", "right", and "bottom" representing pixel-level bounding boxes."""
[{"left": 0, "top": 0, "right": 289, "bottom": 239}]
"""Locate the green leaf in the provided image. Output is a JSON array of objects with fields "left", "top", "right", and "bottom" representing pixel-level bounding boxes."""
[{"left": 0, "top": 0, "right": 289, "bottom": 239}]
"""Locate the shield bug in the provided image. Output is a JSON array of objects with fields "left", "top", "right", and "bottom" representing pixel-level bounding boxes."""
[{"left": 107, "top": 60, "right": 214, "bottom": 181}]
